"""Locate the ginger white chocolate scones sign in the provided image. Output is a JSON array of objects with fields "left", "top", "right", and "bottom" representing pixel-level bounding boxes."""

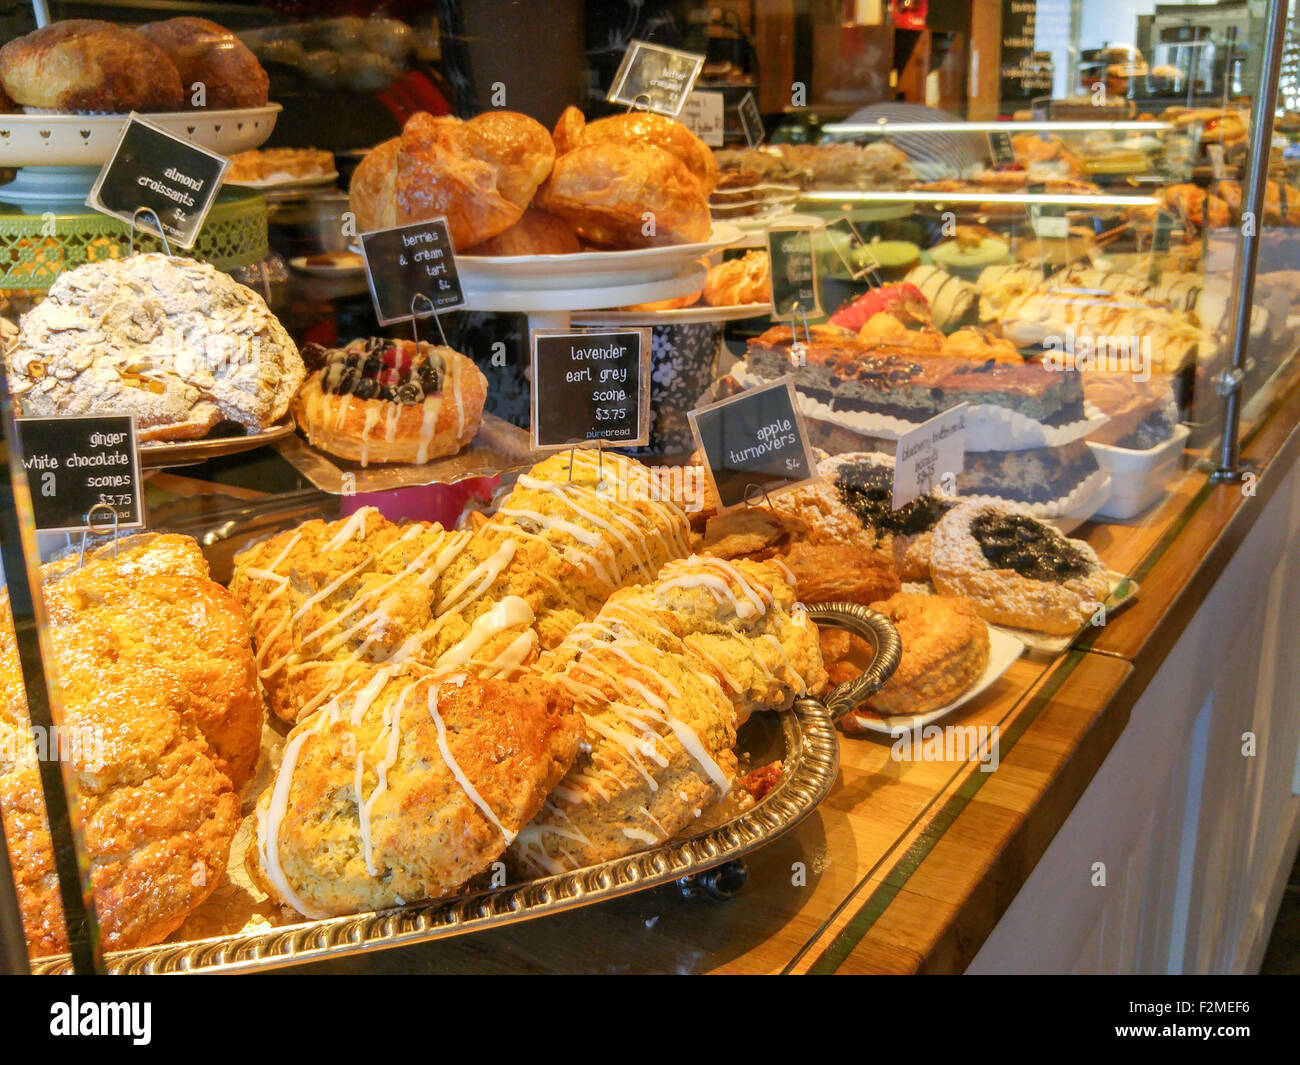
[
  {"left": 86, "top": 114, "right": 229, "bottom": 249},
  {"left": 13, "top": 415, "right": 143, "bottom": 534}
]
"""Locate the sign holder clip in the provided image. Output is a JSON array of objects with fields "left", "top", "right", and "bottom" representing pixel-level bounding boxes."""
[
  {"left": 129, "top": 206, "right": 173, "bottom": 256},
  {"left": 77, "top": 502, "right": 120, "bottom": 568},
  {"left": 410, "top": 292, "right": 449, "bottom": 347}
]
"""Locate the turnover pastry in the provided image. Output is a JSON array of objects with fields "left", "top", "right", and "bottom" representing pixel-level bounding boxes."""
[
  {"left": 551, "top": 106, "right": 718, "bottom": 194},
  {"left": 703, "top": 250, "right": 771, "bottom": 306},
  {"left": 838, "top": 593, "right": 990, "bottom": 726},
  {"left": 1, "top": 534, "right": 262, "bottom": 957},
  {"left": 293, "top": 337, "right": 487, "bottom": 466},
  {"left": 8, "top": 254, "right": 304, "bottom": 442},
  {"left": 463, "top": 208, "right": 580, "bottom": 256},
  {"left": 248, "top": 669, "right": 581, "bottom": 918},
  {"left": 929, "top": 502, "right": 1109, "bottom": 635},
  {"left": 538, "top": 107, "right": 714, "bottom": 248}
]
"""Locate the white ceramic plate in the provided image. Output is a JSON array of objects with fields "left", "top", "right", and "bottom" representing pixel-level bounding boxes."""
[
  {"left": 842, "top": 625, "right": 1024, "bottom": 735},
  {"left": 0, "top": 105, "right": 282, "bottom": 167},
  {"left": 453, "top": 223, "right": 743, "bottom": 292},
  {"left": 227, "top": 170, "right": 338, "bottom": 190},
  {"left": 571, "top": 302, "right": 772, "bottom": 325}
]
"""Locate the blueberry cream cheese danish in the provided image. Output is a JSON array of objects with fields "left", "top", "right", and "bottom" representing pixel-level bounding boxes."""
[
  {"left": 293, "top": 337, "right": 488, "bottom": 466},
  {"left": 929, "top": 501, "right": 1110, "bottom": 635}
]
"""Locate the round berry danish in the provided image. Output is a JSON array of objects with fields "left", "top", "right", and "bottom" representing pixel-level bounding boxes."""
[
  {"left": 293, "top": 338, "right": 488, "bottom": 466},
  {"left": 929, "top": 501, "right": 1110, "bottom": 635}
]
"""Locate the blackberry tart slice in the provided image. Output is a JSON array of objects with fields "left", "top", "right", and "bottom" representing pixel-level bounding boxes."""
[{"left": 292, "top": 338, "right": 487, "bottom": 466}]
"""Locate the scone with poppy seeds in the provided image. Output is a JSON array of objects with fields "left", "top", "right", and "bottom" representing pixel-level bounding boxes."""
[{"left": 248, "top": 670, "right": 581, "bottom": 918}]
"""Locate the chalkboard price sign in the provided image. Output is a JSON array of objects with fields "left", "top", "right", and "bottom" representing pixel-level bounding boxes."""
[
  {"left": 688, "top": 377, "right": 818, "bottom": 511},
  {"left": 13, "top": 415, "right": 143, "bottom": 534},
  {"left": 766, "top": 227, "right": 821, "bottom": 319},
  {"left": 531, "top": 329, "right": 651, "bottom": 450},
  {"left": 738, "top": 92, "right": 764, "bottom": 147},
  {"left": 360, "top": 218, "right": 465, "bottom": 326},
  {"left": 606, "top": 39, "right": 705, "bottom": 117},
  {"left": 987, "top": 130, "right": 1016, "bottom": 166},
  {"left": 86, "top": 114, "right": 229, "bottom": 250}
]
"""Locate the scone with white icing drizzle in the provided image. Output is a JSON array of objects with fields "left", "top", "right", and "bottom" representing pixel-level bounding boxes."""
[
  {"left": 247, "top": 669, "right": 581, "bottom": 918},
  {"left": 7, "top": 254, "right": 304, "bottom": 441},
  {"left": 509, "top": 555, "right": 825, "bottom": 877},
  {"left": 228, "top": 450, "right": 693, "bottom": 723},
  {"left": 470, "top": 449, "right": 692, "bottom": 648}
]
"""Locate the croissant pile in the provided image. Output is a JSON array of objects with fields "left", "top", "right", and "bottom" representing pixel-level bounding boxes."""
[{"left": 350, "top": 105, "right": 719, "bottom": 253}]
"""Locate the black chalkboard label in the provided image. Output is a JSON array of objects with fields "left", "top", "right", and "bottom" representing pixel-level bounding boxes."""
[
  {"left": 767, "top": 227, "right": 821, "bottom": 319},
  {"left": 738, "top": 92, "right": 765, "bottom": 147},
  {"left": 606, "top": 39, "right": 705, "bottom": 117},
  {"left": 361, "top": 218, "right": 465, "bottom": 326},
  {"left": 530, "top": 329, "right": 651, "bottom": 450},
  {"left": 987, "top": 130, "right": 1016, "bottom": 166},
  {"left": 688, "top": 377, "right": 819, "bottom": 511},
  {"left": 86, "top": 114, "right": 229, "bottom": 250},
  {"left": 13, "top": 415, "right": 143, "bottom": 535}
]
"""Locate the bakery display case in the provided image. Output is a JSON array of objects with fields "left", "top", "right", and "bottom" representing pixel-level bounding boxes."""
[{"left": 0, "top": 0, "right": 1297, "bottom": 977}]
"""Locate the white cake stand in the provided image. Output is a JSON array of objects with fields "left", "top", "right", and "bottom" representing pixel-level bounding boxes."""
[{"left": 0, "top": 105, "right": 282, "bottom": 205}]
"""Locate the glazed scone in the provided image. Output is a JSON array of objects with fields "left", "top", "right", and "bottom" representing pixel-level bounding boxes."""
[
  {"left": 248, "top": 670, "right": 581, "bottom": 918},
  {"left": 8, "top": 255, "right": 304, "bottom": 441},
  {"left": 229, "top": 511, "right": 524, "bottom": 725},
  {"left": 648, "top": 555, "right": 827, "bottom": 719},
  {"left": 469, "top": 449, "right": 692, "bottom": 647},
  {"left": 229, "top": 451, "right": 693, "bottom": 723},
  {"left": 510, "top": 555, "right": 825, "bottom": 877},
  {"left": 0, "top": 533, "right": 259, "bottom": 958}
]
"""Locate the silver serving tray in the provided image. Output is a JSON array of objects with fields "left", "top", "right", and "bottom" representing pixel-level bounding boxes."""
[{"left": 30, "top": 604, "right": 899, "bottom": 975}]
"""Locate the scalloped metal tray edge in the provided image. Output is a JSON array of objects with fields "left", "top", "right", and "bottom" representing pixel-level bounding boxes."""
[{"left": 31, "top": 702, "right": 838, "bottom": 974}]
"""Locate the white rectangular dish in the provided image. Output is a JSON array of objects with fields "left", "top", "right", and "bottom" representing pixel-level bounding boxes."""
[{"left": 1088, "top": 424, "right": 1189, "bottom": 520}]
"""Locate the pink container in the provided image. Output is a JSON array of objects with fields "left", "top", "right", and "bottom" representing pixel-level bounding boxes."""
[{"left": 339, "top": 477, "right": 499, "bottom": 527}]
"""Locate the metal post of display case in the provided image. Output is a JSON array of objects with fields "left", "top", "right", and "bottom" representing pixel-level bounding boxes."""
[
  {"left": 1211, "top": 0, "right": 1290, "bottom": 484},
  {"left": 0, "top": 364, "right": 104, "bottom": 974}
]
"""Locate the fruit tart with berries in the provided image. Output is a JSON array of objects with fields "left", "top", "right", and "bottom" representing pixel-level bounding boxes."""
[{"left": 292, "top": 338, "right": 488, "bottom": 466}]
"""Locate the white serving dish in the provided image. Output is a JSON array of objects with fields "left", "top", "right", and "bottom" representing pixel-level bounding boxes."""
[
  {"left": 1088, "top": 423, "right": 1189, "bottom": 519},
  {"left": 0, "top": 105, "right": 282, "bottom": 167},
  {"left": 454, "top": 223, "right": 742, "bottom": 293}
]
